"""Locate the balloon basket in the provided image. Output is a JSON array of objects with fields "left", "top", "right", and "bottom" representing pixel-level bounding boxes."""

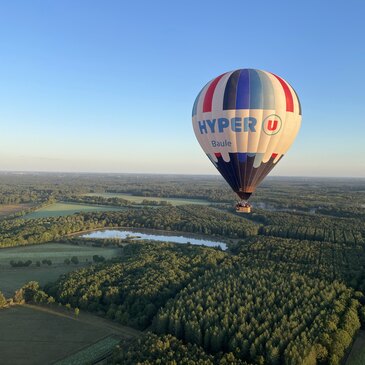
[{"left": 235, "top": 201, "right": 251, "bottom": 213}]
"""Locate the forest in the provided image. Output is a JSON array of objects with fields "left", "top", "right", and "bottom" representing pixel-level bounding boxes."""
[
  {"left": 41, "top": 238, "right": 364, "bottom": 365},
  {"left": 0, "top": 172, "right": 364, "bottom": 365},
  {"left": 45, "top": 243, "right": 227, "bottom": 329}
]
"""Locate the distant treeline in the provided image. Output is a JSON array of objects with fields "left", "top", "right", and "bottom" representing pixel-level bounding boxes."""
[
  {"left": 0, "top": 173, "right": 363, "bottom": 212},
  {"left": 66, "top": 195, "right": 172, "bottom": 207}
]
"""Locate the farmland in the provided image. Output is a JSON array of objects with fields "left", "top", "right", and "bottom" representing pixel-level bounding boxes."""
[
  {"left": 23, "top": 202, "right": 127, "bottom": 219},
  {"left": 346, "top": 331, "right": 365, "bottom": 365},
  {"left": 0, "top": 242, "right": 121, "bottom": 296},
  {"left": 1, "top": 266, "right": 81, "bottom": 297},
  {"left": 0, "top": 304, "right": 141, "bottom": 365},
  {"left": 0, "top": 203, "right": 35, "bottom": 218},
  {"left": 85, "top": 192, "right": 212, "bottom": 206},
  {"left": 0, "top": 242, "right": 121, "bottom": 266}
]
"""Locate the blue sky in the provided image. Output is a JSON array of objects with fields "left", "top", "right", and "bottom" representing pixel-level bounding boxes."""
[{"left": 0, "top": 0, "right": 364, "bottom": 176}]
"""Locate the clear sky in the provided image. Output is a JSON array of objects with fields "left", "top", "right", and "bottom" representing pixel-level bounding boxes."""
[{"left": 0, "top": 0, "right": 364, "bottom": 177}]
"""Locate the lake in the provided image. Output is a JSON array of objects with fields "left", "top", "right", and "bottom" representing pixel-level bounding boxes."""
[{"left": 82, "top": 229, "right": 227, "bottom": 250}]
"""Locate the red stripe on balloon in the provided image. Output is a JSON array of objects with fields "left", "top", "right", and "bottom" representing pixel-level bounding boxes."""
[
  {"left": 271, "top": 73, "right": 294, "bottom": 112},
  {"left": 271, "top": 153, "right": 278, "bottom": 159},
  {"left": 214, "top": 152, "right": 222, "bottom": 158},
  {"left": 203, "top": 74, "right": 225, "bottom": 112}
]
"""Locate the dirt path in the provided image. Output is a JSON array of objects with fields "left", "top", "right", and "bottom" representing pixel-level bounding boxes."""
[{"left": 24, "top": 304, "right": 142, "bottom": 339}]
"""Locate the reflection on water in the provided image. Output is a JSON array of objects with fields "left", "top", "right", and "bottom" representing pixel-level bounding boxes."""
[{"left": 82, "top": 230, "right": 227, "bottom": 250}]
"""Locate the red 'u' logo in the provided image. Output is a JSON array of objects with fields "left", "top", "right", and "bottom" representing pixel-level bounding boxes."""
[
  {"left": 267, "top": 120, "right": 278, "bottom": 131},
  {"left": 262, "top": 114, "right": 282, "bottom": 135}
]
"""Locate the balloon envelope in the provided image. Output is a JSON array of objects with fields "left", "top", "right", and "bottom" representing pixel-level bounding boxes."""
[{"left": 192, "top": 69, "right": 302, "bottom": 200}]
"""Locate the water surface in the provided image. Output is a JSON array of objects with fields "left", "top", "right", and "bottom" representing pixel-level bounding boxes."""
[{"left": 82, "top": 229, "right": 227, "bottom": 250}]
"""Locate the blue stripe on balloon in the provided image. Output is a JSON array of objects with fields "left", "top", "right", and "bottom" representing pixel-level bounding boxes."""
[
  {"left": 215, "top": 155, "right": 240, "bottom": 193},
  {"left": 246, "top": 69, "right": 262, "bottom": 109},
  {"left": 234, "top": 69, "right": 276, "bottom": 110},
  {"left": 256, "top": 70, "right": 275, "bottom": 109},
  {"left": 237, "top": 153, "right": 247, "bottom": 162},
  {"left": 235, "top": 69, "right": 250, "bottom": 109},
  {"left": 223, "top": 70, "right": 240, "bottom": 110}
]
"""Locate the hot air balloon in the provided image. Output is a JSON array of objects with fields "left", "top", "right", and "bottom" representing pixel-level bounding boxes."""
[{"left": 192, "top": 69, "right": 302, "bottom": 213}]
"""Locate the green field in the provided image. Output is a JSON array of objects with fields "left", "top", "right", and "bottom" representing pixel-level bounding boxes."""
[
  {"left": 55, "top": 335, "right": 121, "bottom": 365},
  {"left": 85, "top": 192, "right": 211, "bottom": 206},
  {"left": 0, "top": 305, "right": 140, "bottom": 365},
  {"left": 0, "top": 243, "right": 121, "bottom": 296},
  {"left": 23, "top": 202, "right": 127, "bottom": 219},
  {"left": 0, "top": 242, "right": 121, "bottom": 266},
  {"left": 1, "top": 266, "right": 85, "bottom": 297},
  {"left": 346, "top": 331, "right": 365, "bottom": 365}
]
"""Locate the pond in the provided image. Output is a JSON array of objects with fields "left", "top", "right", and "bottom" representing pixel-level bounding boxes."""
[{"left": 81, "top": 229, "right": 227, "bottom": 250}]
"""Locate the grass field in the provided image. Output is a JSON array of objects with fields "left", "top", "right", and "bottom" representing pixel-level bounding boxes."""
[
  {"left": 85, "top": 192, "right": 211, "bottom": 206},
  {"left": 23, "top": 201, "right": 127, "bottom": 219},
  {"left": 0, "top": 266, "right": 84, "bottom": 297},
  {"left": 346, "top": 331, "right": 365, "bottom": 365},
  {"left": 0, "top": 243, "right": 121, "bottom": 296},
  {"left": 0, "top": 203, "right": 35, "bottom": 218},
  {"left": 0, "top": 304, "right": 140, "bottom": 365},
  {"left": 0, "top": 242, "right": 121, "bottom": 265}
]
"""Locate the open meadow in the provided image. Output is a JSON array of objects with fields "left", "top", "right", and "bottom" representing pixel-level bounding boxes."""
[
  {"left": 0, "top": 304, "right": 140, "bottom": 365},
  {"left": 0, "top": 265, "right": 84, "bottom": 297},
  {"left": 0, "top": 242, "right": 121, "bottom": 296},
  {"left": 85, "top": 192, "right": 212, "bottom": 206},
  {"left": 346, "top": 331, "right": 365, "bottom": 365},
  {"left": 23, "top": 202, "right": 127, "bottom": 219}
]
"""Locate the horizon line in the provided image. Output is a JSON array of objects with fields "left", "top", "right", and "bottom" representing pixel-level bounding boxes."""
[{"left": 0, "top": 170, "right": 364, "bottom": 180}]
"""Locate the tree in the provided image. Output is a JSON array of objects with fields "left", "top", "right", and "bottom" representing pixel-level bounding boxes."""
[
  {"left": 22, "top": 281, "right": 41, "bottom": 302},
  {"left": 93, "top": 255, "right": 105, "bottom": 263},
  {"left": 13, "top": 288, "right": 24, "bottom": 303},
  {"left": 0, "top": 291, "right": 7, "bottom": 308},
  {"left": 71, "top": 256, "right": 79, "bottom": 265}
]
